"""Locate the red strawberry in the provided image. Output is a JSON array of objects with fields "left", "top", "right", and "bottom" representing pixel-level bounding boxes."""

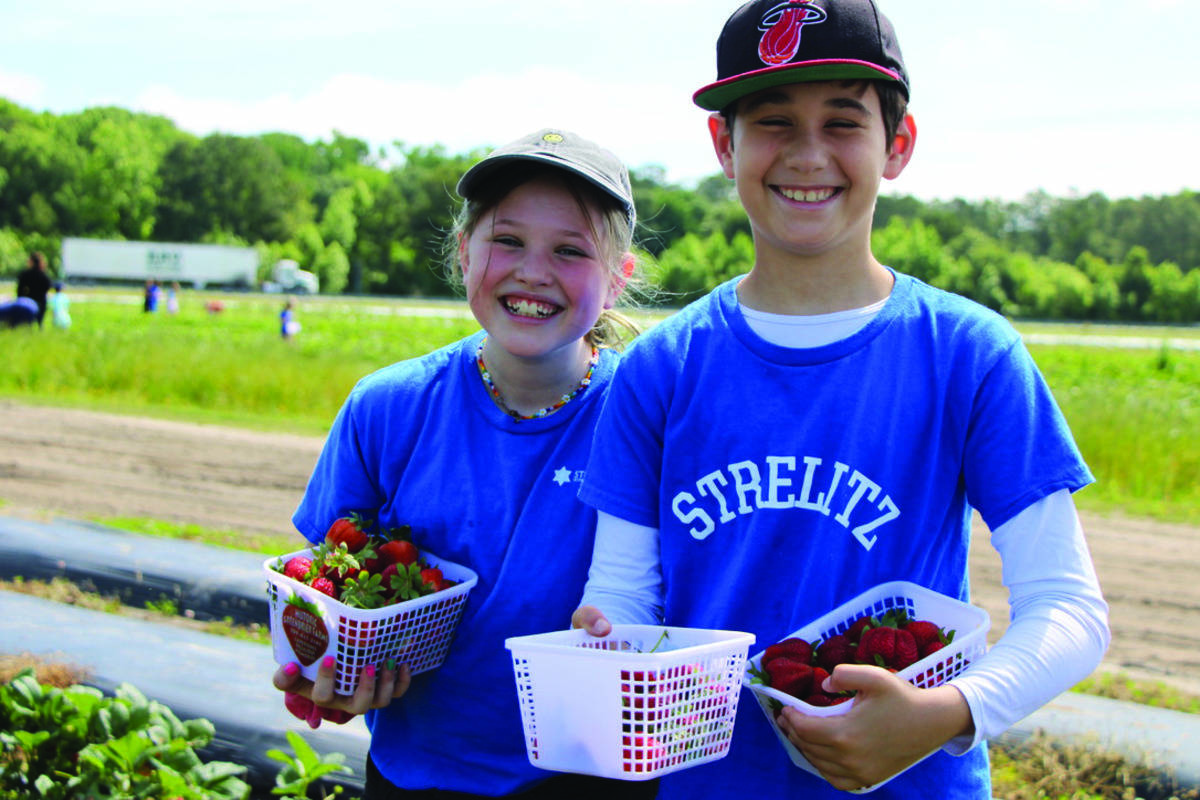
[
  {"left": 857, "top": 625, "right": 899, "bottom": 667},
  {"left": 891, "top": 628, "right": 920, "bottom": 670},
  {"left": 378, "top": 538, "right": 419, "bottom": 566},
  {"left": 282, "top": 556, "right": 312, "bottom": 582},
  {"left": 310, "top": 576, "right": 338, "bottom": 597},
  {"left": 325, "top": 513, "right": 371, "bottom": 553},
  {"left": 419, "top": 566, "right": 444, "bottom": 592},
  {"left": 803, "top": 693, "right": 833, "bottom": 707},
  {"left": 811, "top": 666, "right": 831, "bottom": 692},
  {"left": 846, "top": 615, "right": 874, "bottom": 643},
  {"left": 815, "top": 633, "right": 856, "bottom": 671},
  {"left": 762, "top": 637, "right": 814, "bottom": 667},
  {"left": 765, "top": 657, "right": 813, "bottom": 698},
  {"left": 859, "top": 625, "right": 921, "bottom": 670},
  {"left": 436, "top": 578, "right": 456, "bottom": 592},
  {"left": 921, "top": 639, "right": 946, "bottom": 659},
  {"left": 904, "top": 619, "right": 943, "bottom": 652}
]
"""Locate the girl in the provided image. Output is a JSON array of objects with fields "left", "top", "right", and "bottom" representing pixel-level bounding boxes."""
[{"left": 273, "top": 129, "right": 656, "bottom": 799}]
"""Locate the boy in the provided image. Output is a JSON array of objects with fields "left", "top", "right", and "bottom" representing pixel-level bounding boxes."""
[{"left": 573, "top": 1, "right": 1110, "bottom": 797}]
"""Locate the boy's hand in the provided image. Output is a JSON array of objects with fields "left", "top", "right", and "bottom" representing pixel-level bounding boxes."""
[
  {"left": 571, "top": 605, "right": 612, "bottom": 637},
  {"left": 272, "top": 656, "right": 412, "bottom": 728},
  {"left": 777, "top": 664, "right": 973, "bottom": 792}
]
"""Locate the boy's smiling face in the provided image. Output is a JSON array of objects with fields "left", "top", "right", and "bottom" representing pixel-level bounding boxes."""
[{"left": 710, "top": 80, "right": 914, "bottom": 271}]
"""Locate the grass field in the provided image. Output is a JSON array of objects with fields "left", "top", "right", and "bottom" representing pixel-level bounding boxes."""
[
  {"left": 3, "top": 287, "right": 1197, "bottom": 798},
  {"left": 3, "top": 287, "right": 1198, "bottom": 524}
]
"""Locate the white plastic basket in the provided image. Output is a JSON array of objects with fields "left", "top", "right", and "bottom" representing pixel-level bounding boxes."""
[
  {"left": 505, "top": 625, "right": 755, "bottom": 781},
  {"left": 745, "top": 581, "right": 990, "bottom": 792},
  {"left": 264, "top": 547, "right": 478, "bottom": 695}
]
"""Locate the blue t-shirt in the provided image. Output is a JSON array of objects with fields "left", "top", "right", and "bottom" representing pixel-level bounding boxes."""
[
  {"left": 294, "top": 330, "right": 617, "bottom": 794},
  {"left": 579, "top": 273, "right": 1093, "bottom": 800}
]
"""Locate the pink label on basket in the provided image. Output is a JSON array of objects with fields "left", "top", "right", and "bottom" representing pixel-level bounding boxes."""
[{"left": 281, "top": 602, "right": 329, "bottom": 666}]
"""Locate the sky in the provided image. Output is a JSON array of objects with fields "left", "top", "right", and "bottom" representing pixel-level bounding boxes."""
[{"left": 2, "top": 0, "right": 1197, "bottom": 202}]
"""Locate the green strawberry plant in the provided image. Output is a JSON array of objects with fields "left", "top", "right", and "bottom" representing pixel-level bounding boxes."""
[
  {"left": 0, "top": 668, "right": 357, "bottom": 800},
  {"left": 267, "top": 729, "right": 353, "bottom": 798}
]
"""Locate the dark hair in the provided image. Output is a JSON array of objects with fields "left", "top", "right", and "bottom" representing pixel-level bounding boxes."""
[
  {"left": 444, "top": 163, "right": 643, "bottom": 350},
  {"left": 721, "top": 79, "right": 909, "bottom": 151}
]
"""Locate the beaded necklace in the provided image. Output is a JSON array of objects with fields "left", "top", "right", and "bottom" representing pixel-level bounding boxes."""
[{"left": 475, "top": 337, "right": 599, "bottom": 420}]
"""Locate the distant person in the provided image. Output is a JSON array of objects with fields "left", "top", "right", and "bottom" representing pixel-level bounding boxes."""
[
  {"left": 280, "top": 298, "right": 300, "bottom": 340},
  {"left": 48, "top": 282, "right": 71, "bottom": 329},
  {"left": 143, "top": 280, "right": 161, "bottom": 313},
  {"left": 0, "top": 297, "right": 38, "bottom": 328},
  {"left": 16, "top": 251, "right": 52, "bottom": 327},
  {"left": 166, "top": 282, "right": 181, "bottom": 314}
]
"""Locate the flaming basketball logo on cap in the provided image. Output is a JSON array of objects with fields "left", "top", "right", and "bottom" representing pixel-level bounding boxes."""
[{"left": 757, "top": 0, "right": 828, "bottom": 65}]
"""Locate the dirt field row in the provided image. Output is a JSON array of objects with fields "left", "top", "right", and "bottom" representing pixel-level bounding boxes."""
[{"left": 2, "top": 400, "right": 1198, "bottom": 695}]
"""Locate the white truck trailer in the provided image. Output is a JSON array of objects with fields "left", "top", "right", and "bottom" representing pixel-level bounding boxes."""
[{"left": 60, "top": 238, "right": 259, "bottom": 290}]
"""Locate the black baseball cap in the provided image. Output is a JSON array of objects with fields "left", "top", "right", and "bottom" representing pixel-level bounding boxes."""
[
  {"left": 456, "top": 129, "right": 636, "bottom": 227},
  {"left": 694, "top": 0, "right": 909, "bottom": 111}
]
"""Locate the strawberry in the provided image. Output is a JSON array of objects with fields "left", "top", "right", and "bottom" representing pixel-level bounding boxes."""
[
  {"left": 891, "top": 628, "right": 920, "bottom": 670},
  {"left": 310, "top": 576, "right": 337, "bottom": 597},
  {"left": 762, "top": 637, "right": 814, "bottom": 667},
  {"left": 419, "top": 566, "right": 444, "bottom": 593},
  {"left": 846, "top": 615, "right": 874, "bottom": 643},
  {"left": 921, "top": 639, "right": 946, "bottom": 659},
  {"left": 858, "top": 625, "right": 920, "bottom": 670},
  {"left": 815, "top": 633, "right": 856, "bottom": 671},
  {"left": 803, "top": 692, "right": 834, "bottom": 707},
  {"left": 377, "top": 525, "right": 420, "bottom": 566},
  {"left": 764, "top": 657, "right": 813, "bottom": 698},
  {"left": 903, "top": 619, "right": 943, "bottom": 652},
  {"left": 378, "top": 538, "right": 419, "bottom": 567},
  {"left": 856, "top": 625, "right": 898, "bottom": 668},
  {"left": 282, "top": 555, "right": 313, "bottom": 582},
  {"left": 320, "top": 541, "right": 371, "bottom": 582},
  {"left": 325, "top": 512, "right": 371, "bottom": 553}
]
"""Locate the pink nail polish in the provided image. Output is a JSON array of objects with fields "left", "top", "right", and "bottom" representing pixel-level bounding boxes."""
[
  {"left": 323, "top": 656, "right": 335, "bottom": 669},
  {"left": 365, "top": 664, "right": 376, "bottom": 678},
  {"left": 284, "top": 662, "right": 299, "bottom": 677}
]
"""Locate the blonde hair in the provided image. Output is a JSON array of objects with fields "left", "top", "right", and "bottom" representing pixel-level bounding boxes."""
[{"left": 444, "top": 164, "right": 644, "bottom": 351}]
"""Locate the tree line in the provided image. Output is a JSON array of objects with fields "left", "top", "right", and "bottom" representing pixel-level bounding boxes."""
[{"left": 1, "top": 98, "right": 1197, "bottom": 321}]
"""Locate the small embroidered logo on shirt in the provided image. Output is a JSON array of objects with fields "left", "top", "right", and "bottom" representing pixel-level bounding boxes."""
[{"left": 553, "top": 466, "right": 583, "bottom": 486}]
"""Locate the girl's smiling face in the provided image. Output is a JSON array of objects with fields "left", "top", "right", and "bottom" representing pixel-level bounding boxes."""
[{"left": 461, "top": 174, "right": 621, "bottom": 366}]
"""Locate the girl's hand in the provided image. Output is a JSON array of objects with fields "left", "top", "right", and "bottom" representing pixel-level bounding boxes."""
[
  {"left": 571, "top": 604, "right": 612, "bottom": 637},
  {"left": 272, "top": 657, "right": 412, "bottom": 728},
  {"left": 776, "top": 664, "right": 973, "bottom": 792}
]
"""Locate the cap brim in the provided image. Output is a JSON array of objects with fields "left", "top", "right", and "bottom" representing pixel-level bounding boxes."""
[
  {"left": 456, "top": 153, "right": 635, "bottom": 224},
  {"left": 693, "top": 60, "right": 906, "bottom": 111}
]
